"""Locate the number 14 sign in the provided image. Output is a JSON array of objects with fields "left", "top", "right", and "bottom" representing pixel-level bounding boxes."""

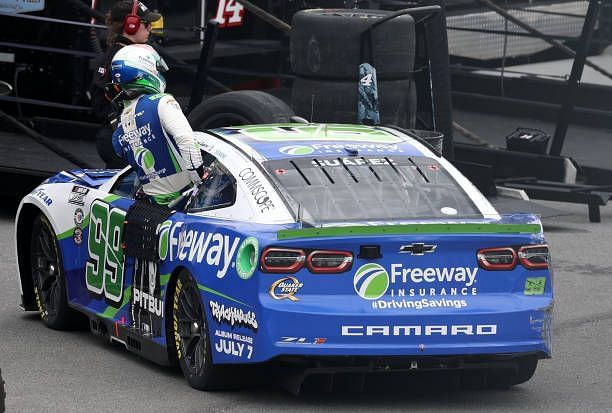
[{"left": 214, "top": 0, "right": 245, "bottom": 28}]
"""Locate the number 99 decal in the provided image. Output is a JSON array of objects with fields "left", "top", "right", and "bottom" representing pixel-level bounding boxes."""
[{"left": 85, "top": 199, "right": 126, "bottom": 304}]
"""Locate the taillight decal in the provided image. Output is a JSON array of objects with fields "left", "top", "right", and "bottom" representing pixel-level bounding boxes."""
[
  {"left": 260, "top": 247, "right": 305, "bottom": 273},
  {"left": 307, "top": 250, "right": 353, "bottom": 274},
  {"left": 477, "top": 247, "right": 517, "bottom": 270},
  {"left": 518, "top": 244, "right": 549, "bottom": 269}
]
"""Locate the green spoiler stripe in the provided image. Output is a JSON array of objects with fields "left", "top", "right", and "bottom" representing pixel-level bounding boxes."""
[
  {"left": 100, "top": 286, "right": 132, "bottom": 319},
  {"left": 197, "top": 284, "right": 250, "bottom": 307},
  {"left": 277, "top": 223, "right": 541, "bottom": 240}
]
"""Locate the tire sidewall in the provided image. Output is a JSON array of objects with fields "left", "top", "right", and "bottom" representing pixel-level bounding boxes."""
[
  {"left": 172, "top": 270, "right": 216, "bottom": 389},
  {"left": 30, "top": 214, "right": 70, "bottom": 329}
]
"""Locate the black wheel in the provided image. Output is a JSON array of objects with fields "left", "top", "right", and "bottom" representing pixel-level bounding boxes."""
[
  {"left": 291, "top": 77, "right": 416, "bottom": 128},
  {"left": 171, "top": 270, "right": 226, "bottom": 390},
  {"left": 188, "top": 91, "right": 295, "bottom": 131},
  {"left": 290, "top": 9, "right": 415, "bottom": 80},
  {"left": 511, "top": 355, "right": 538, "bottom": 386},
  {"left": 30, "top": 214, "right": 77, "bottom": 329}
]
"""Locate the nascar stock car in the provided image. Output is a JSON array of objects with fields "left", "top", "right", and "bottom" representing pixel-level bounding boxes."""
[{"left": 14, "top": 123, "right": 553, "bottom": 391}]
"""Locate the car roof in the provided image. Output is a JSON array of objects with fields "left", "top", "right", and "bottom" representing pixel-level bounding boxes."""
[{"left": 209, "top": 123, "right": 430, "bottom": 161}]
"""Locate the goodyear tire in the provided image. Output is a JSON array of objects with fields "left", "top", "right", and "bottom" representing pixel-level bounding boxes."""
[
  {"left": 291, "top": 77, "right": 416, "bottom": 128},
  {"left": 30, "top": 214, "right": 78, "bottom": 330},
  {"left": 171, "top": 270, "right": 228, "bottom": 390},
  {"left": 290, "top": 9, "right": 415, "bottom": 80},
  {"left": 188, "top": 91, "right": 295, "bottom": 131}
]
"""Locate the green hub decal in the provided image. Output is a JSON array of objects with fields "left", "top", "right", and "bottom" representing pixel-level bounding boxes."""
[
  {"left": 354, "top": 263, "right": 389, "bottom": 300},
  {"left": 236, "top": 237, "right": 259, "bottom": 280}
]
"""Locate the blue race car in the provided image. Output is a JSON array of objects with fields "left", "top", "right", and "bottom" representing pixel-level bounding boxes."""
[{"left": 14, "top": 123, "right": 553, "bottom": 391}]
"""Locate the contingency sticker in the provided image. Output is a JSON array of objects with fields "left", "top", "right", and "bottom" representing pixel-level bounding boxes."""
[{"left": 524, "top": 277, "right": 546, "bottom": 295}]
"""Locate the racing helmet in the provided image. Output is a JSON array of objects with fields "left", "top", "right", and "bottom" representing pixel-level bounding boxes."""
[{"left": 110, "top": 44, "right": 168, "bottom": 97}]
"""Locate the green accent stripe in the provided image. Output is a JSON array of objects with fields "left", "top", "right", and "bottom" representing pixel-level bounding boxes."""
[
  {"left": 160, "top": 273, "right": 171, "bottom": 286},
  {"left": 99, "top": 286, "right": 132, "bottom": 319},
  {"left": 277, "top": 223, "right": 541, "bottom": 240},
  {"left": 197, "top": 284, "right": 250, "bottom": 307},
  {"left": 58, "top": 195, "right": 122, "bottom": 240},
  {"left": 104, "top": 194, "right": 121, "bottom": 203},
  {"left": 58, "top": 215, "right": 90, "bottom": 240}
]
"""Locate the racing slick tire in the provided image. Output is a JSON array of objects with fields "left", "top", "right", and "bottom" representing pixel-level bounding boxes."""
[
  {"left": 171, "top": 270, "right": 229, "bottom": 390},
  {"left": 290, "top": 9, "right": 415, "bottom": 80},
  {"left": 188, "top": 90, "right": 295, "bottom": 130},
  {"left": 291, "top": 77, "right": 416, "bottom": 128},
  {"left": 30, "top": 214, "right": 80, "bottom": 330}
]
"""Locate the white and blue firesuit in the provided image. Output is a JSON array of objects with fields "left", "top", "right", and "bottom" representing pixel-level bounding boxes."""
[{"left": 112, "top": 93, "right": 204, "bottom": 204}]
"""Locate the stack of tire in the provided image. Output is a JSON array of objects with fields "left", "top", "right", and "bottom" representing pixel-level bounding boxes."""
[{"left": 290, "top": 9, "right": 417, "bottom": 128}]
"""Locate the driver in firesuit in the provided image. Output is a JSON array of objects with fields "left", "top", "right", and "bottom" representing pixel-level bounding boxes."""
[{"left": 110, "top": 44, "right": 206, "bottom": 205}]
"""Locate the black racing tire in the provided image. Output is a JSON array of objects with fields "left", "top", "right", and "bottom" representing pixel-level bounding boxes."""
[
  {"left": 187, "top": 91, "right": 295, "bottom": 131},
  {"left": 95, "top": 126, "right": 127, "bottom": 169},
  {"left": 510, "top": 355, "right": 538, "bottom": 386},
  {"left": 30, "top": 214, "right": 79, "bottom": 330},
  {"left": 290, "top": 9, "right": 415, "bottom": 80},
  {"left": 291, "top": 77, "right": 416, "bottom": 128},
  {"left": 171, "top": 270, "right": 228, "bottom": 390}
]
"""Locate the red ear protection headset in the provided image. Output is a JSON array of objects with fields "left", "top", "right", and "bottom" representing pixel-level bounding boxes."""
[{"left": 123, "top": 0, "right": 140, "bottom": 35}]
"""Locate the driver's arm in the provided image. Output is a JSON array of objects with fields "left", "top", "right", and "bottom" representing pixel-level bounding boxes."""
[{"left": 158, "top": 95, "right": 205, "bottom": 180}]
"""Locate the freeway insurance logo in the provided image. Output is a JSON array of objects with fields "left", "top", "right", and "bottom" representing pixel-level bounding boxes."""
[
  {"left": 279, "top": 145, "right": 315, "bottom": 155},
  {"left": 353, "top": 263, "right": 389, "bottom": 300}
]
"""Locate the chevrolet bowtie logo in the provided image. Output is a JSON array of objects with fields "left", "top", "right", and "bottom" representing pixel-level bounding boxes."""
[{"left": 399, "top": 243, "right": 437, "bottom": 255}]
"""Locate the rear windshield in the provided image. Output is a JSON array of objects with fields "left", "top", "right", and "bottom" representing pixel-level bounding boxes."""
[{"left": 263, "top": 156, "right": 481, "bottom": 223}]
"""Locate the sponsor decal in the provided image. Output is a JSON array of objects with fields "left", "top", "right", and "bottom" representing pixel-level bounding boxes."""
[
  {"left": 238, "top": 124, "right": 403, "bottom": 144},
  {"left": 341, "top": 324, "right": 497, "bottom": 336},
  {"left": 158, "top": 221, "right": 240, "bottom": 278},
  {"left": 279, "top": 143, "right": 405, "bottom": 156},
  {"left": 353, "top": 263, "right": 389, "bottom": 300},
  {"left": 277, "top": 337, "right": 327, "bottom": 345},
  {"left": 209, "top": 300, "right": 258, "bottom": 332},
  {"left": 269, "top": 276, "right": 303, "bottom": 302},
  {"left": 524, "top": 277, "right": 546, "bottom": 295},
  {"left": 238, "top": 167, "right": 275, "bottom": 212},
  {"left": 279, "top": 145, "right": 314, "bottom": 156},
  {"left": 373, "top": 297, "right": 467, "bottom": 310},
  {"left": 214, "top": 329, "right": 253, "bottom": 360},
  {"left": 353, "top": 262, "right": 479, "bottom": 310},
  {"left": 68, "top": 185, "right": 89, "bottom": 206},
  {"left": 134, "top": 147, "right": 156, "bottom": 175},
  {"left": 73, "top": 227, "right": 83, "bottom": 245},
  {"left": 133, "top": 286, "right": 164, "bottom": 317},
  {"left": 311, "top": 157, "right": 395, "bottom": 167},
  {"left": 73, "top": 208, "right": 84, "bottom": 226},
  {"left": 389, "top": 264, "right": 478, "bottom": 296},
  {"left": 31, "top": 188, "right": 52, "bottom": 206}
]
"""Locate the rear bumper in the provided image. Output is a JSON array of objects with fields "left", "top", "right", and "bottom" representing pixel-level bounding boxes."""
[{"left": 253, "top": 295, "right": 553, "bottom": 363}]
